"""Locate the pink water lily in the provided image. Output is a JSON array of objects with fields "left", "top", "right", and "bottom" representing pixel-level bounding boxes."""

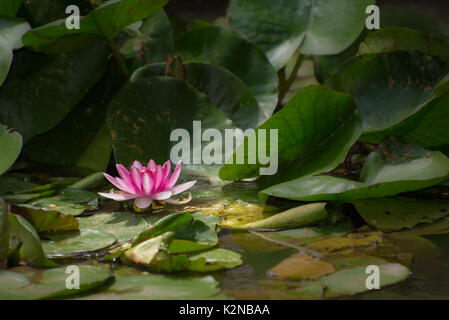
[{"left": 99, "top": 160, "right": 196, "bottom": 209}]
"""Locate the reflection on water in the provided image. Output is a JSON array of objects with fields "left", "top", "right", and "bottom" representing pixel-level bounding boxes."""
[{"left": 218, "top": 229, "right": 449, "bottom": 300}]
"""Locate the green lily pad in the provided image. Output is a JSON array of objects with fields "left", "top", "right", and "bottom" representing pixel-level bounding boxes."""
[
  {"left": 0, "top": 41, "right": 109, "bottom": 141},
  {"left": 130, "top": 62, "right": 267, "bottom": 128},
  {"left": 42, "top": 229, "right": 117, "bottom": 257},
  {"left": 0, "top": 199, "right": 7, "bottom": 268},
  {"left": 187, "top": 248, "right": 243, "bottom": 272},
  {"left": 12, "top": 205, "right": 79, "bottom": 233},
  {"left": 353, "top": 197, "right": 449, "bottom": 232},
  {"left": 168, "top": 220, "right": 219, "bottom": 254},
  {"left": 236, "top": 203, "right": 328, "bottom": 230},
  {"left": 80, "top": 268, "right": 222, "bottom": 300},
  {"left": 175, "top": 26, "right": 278, "bottom": 115},
  {"left": 7, "top": 213, "right": 57, "bottom": 267},
  {"left": 78, "top": 212, "right": 147, "bottom": 244},
  {"left": 0, "top": 0, "right": 23, "bottom": 17},
  {"left": 229, "top": 0, "right": 373, "bottom": 70},
  {"left": 22, "top": 0, "right": 169, "bottom": 54},
  {"left": 0, "top": 265, "right": 112, "bottom": 300},
  {"left": 0, "top": 124, "right": 22, "bottom": 176},
  {"left": 0, "top": 174, "right": 39, "bottom": 195},
  {"left": 262, "top": 139, "right": 449, "bottom": 201},
  {"left": 219, "top": 85, "right": 362, "bottom": 187},
  {"left": 120, "top": 9, "right": 174, "bottom": 68},
  {"left": 319, "top": 263, "right": 410, "bottom": 298}
]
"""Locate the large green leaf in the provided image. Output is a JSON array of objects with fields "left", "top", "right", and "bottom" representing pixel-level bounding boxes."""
[
  {"left": 80, "top": 268, "right": 222, "bottom": 299},
  {"left": 326, "top": 51, "right": 449, "bottom": 137},
  {"left": 120, "top": 9, "right": 174, "bottom": 69},
  {"left": 22, "top": 0, "right": 169, "bottom": 54},
  {"left": 175, "top": 26, "right": 278, "bottom": 115},
  {"left": 78, "top": 212, "right": 147, "bottom": 244},
  {"left": 0, "top": 0, "right": 23, "bottom": 17},
  {"left": 0, "top": 41, "right": 109, "bottom": 141},
  {"left": 0, "top": 265, "right": 112, "bottom": 299},
  {"left": 7, "top": 213, "right": 57, "bottom": 267},
  {"left": 353, "top": 197, "right": 449, "bottom": 232},
  {"left": 106, "top": 76, "right": 235, "bottom": 176},
  {"left": 0, "top": 198, "right": 7, "bottom": 268},
  {"left": 131, "top": 62, "right": 267, "bottom": 128},
  {"left": 23, "top": 70, "right": 122, "bottom": 171},
  {"left": 219, "top": 85, "right": 362, "bottom": 187},
  {"left": 187, "top": 248, "right": 243, "bottom": 272},
  {"left": 0, "top": 124, "right": 22, "bottom": 176},
  {"left": 0, "top": 16, "right": 30, "bottom": 85},
  {"left": 229, "top": 0, "right": 374, "bottom": 70},
  {"left": 262, "top": 139, "right": 449, "bottom": 201},
  {"left": 12, "top": 205, "right": 79, "bottom": 233},
  {"left": 42, "top": 229, "right": 117, "bottom": 257}
]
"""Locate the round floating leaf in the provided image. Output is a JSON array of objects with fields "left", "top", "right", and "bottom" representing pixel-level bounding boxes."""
[
  {"left": 78, "top": 212, "right": 147, "bottom": 244},
  {"left": 42, "top": 229, "right": 117, "bottom": 257},
  {"left": 219, "top": 85, "right": 362, "bottom": 187},
  {"left": 120, "top": 9, "right": 174, "bottom": 68},
  {"left": 0, "top": 41, "right": 109, "bottom": 141},
  {"left": 236, "top": 203, "right": 328, "bottom": 230},
  {"left": 187, "top": 248, "right": 243, "bottom": 272},
  {"left": 131, "top": 62, "right": 267, "bottom": 128},
  {"left": 106, "top": 76, "right": 235, "bottom": 176},
  {"left": 175, "top": 26, "right": 278, "bottom": 115},
  {"left": 262, "top": 139, "right": 449, "bottom": 201},
  {"left": 229, "top": 0, "right": 374, "bottom": 70},
  {"left": 81, "top": 269, "right": 222, "bottom": 300},
  {"left": 168, "top": 220, "right": 219, "bottom": 254},
  {"left": 268, "top": 253, "right": 335, "bottom": 280},
  {"left": 319, "top": 263, "right": 410, "bottom": 298},
  {"left": 22, "top": 0, "right": 169, "bottom": 53},
  {"left": 353, "top": 197, "right": 449, "bottom": 232},
  {"left": 327, "top": 51, "right": 449, "bottom": 136},
  {"left": 0, "top": 265, "right": 112, "bottom": 300},
  {"left": 0, "top": 125, "right": 22, "bottom": 176}
]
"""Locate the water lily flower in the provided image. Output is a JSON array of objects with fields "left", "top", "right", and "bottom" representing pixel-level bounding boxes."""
[{"left": 99, "top": 160, "right": 196, "bottom": 210}]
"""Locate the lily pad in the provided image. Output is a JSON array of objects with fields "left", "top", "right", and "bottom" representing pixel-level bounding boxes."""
[
  {"left": 175, "top": 26, "right": 278, "bottom": 115},
  {"left": 353, "top": 197, "right": 449, "bottom": 232},
  {"left": 7, "top": 213, "right": 57, "bottom": 267},
  {"left": 319, "top": 263, "right": 410, "bottom": 298},
  {"left": 229, "top": 0, "right": 373, "bottom": 70},
  {"left": 236, "top": 203, "right": 328, "bottom": 230},
  {"left": 130, "top": 62, "right": 267, "bottom": 128},
  {"left": 12, "top": 205, "right": 79, "bottom": 233},
  {"left": 42, "top": 229, "right": 117, "bottom": 257},
  {"left": 268, "top": 253, "right": 335, "bottom": 280},
  {"left": 187, "top": 248, "right": 243, "bottom": 272},
  {"left": 78, "top": 212, "right": 148, "bottom": 244},
  {"left": 0, "top": 124, "right": 22, "bottom": 176},
  {"left": 22, "top": 0, "right": 169, "bottom": 54},
  {"left": 0, "top": 199, "right": 7, "bottom": 268},
  {"left": 80, "top": 268, "right": 222, "bottom": 300},
  {"left": 0, "top": 265, "right": 112, "bottom": 300},
  {"left": 306, "top": 232, "right": 383, "bottom": 254},
  {"left": 262, "top": 139, "right": 449, "bottom": 201},
  {"left": 0, "top": 0, "right": 23, "bottom": 17}
]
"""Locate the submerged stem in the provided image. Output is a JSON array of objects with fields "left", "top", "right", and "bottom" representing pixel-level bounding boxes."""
[
  {"left": 275, "top": 53, "right": 305, "bottom": 113},
  {"left": 108, "top": 38, "right": 130, "bottom": 80}
]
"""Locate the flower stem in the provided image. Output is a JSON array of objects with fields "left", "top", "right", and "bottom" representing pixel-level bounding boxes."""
[
  {"left": 275, "top": 53, "right": 305, "bottom": 113},
  {"left": 108, "top": 38, "right": 130, "bottom": 80}
]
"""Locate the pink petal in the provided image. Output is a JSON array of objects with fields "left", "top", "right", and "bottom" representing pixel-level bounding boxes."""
[
  {"left": 165, "top": 193, "right": 192, "bottom": 205},
  {"left": 103, "top": 173, "right": 129, "bottom": 193},
  {"left": 134, "top": 197, "right": 153, "bottom": 209},
  {"left": 131, "top": 166, "right": 142, "bottom": 193},
  {"left": 116, "top": 164, "right": 133, "bottom": 185},
  {"left": 153, "top": 166, "right": 163, "bottom": 192},
  {"left": 170, "top": 181, "right": 196, "bottom": 195},
  {"left": 98, "top": 192, "right": 137, "bottom": 201},
  {"left": 132, "top": 160, "right": 144, "bottom": 170},
  {"left": 161, "top": 160, "right": 171, "bottom": 184},
  {"left": 147, "top": 159, "right": 156, "bottom": 171},
  {"left": 152, "top": 191, "right": 172, "bottom": 200},
  {"left": 116, "top": 177, "right": 136, "bottom": 194},
  {"left": 165, "top": 161, "right": 182, "bottom": 190},
  {"left": 142, "top": 173, "right": 153, "bottom": 195}
]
